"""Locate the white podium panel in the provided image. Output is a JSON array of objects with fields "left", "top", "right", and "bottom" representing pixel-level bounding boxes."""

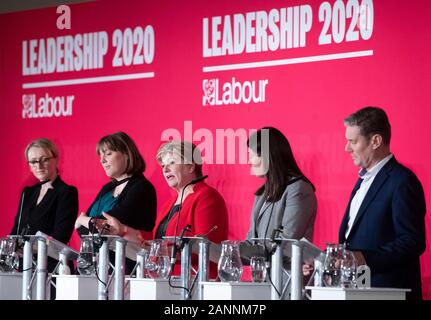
[
  {"left": 54, "top": 275, "right": 119, "bottom": 300},
  {"left": 305, "top": 286, "right": 409, "bottom": 300},
  {"left": 0, "top": 273, "right": 22, "bottom": 300},
  {"left": 126, "top": 278, "right": 181, "bottom": 300},
  {"left": 0, "top": 273, "right": 51, "bottom": 300},
  {"left": 202, "top": 282, "right": 271, "bottom": 300}
]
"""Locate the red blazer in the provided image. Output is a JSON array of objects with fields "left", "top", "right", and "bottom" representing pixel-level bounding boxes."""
[
  {"left": 154, "top": 181, "right": 228, "bottom": 243},
  {"left": 154, "top": 182, "right": 229, "bottom": 277}
]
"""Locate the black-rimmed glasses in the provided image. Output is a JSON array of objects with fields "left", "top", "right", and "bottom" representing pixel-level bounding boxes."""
[{"left": 28, "top": 157, "right": 53, "bottom": 166}]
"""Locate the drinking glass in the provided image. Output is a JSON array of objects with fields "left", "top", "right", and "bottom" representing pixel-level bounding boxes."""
[
  {"left": 340, "top": 249, "right": 357, "bottom": 288},
  {"left": 146, "top": 239, "right": 171, "bottom": 279},
  {"left": 218, "top": 240, "right": 243, "bottom": 282},
  {"left": 77, "top": 237, "right": 96, "bottom": 275},
  {"left": 321, "top": 243, "right": 344, "bottom": 287},
  {"left": 250, "top": 256, "right": 266, "bottom": 283},
  {"left": 0, "top": 237, "right": 18, "bottom": 273}
]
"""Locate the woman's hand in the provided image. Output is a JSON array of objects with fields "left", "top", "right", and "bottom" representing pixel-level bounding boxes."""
[
  {"left": 100, "top": 212, "right": 125, "bottom": 236},
  {"left": 302, "top": 262, "right": 314, "bottom": 276},
  {"left": 74, "top": 212, "right": 89, "bottom": 229}
]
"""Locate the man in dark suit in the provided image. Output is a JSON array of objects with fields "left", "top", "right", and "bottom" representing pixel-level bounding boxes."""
[{"left": 339, "top": 106, "right": 426, "bottom": 300}]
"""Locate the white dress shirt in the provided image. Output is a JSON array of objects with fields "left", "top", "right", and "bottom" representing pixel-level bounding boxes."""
[{"left": 345, "top": 154, "right": 393, "bottom": 239}]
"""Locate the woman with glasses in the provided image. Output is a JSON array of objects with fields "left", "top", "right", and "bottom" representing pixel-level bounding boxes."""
[{"left": 10, "top": 138, "right": 78, "bottom": 245}]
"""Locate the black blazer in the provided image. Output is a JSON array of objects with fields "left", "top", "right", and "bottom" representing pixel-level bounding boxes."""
[
  {"left": 339, "top": 157, "right": 426, "bottom": 299},
  {"left": 79, "top": 173, "right": 157, "bottom": 234},
  {"left": 77, "top": 173, "right": 156, "bottom": 275},
  {"left": 11, "top": 176, "right": 78, "bottom": 245}
]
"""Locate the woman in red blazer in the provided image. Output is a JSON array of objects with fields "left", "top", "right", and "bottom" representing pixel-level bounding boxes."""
[{"left": 100, "top": 140, "right": 228, "bottom": 278}]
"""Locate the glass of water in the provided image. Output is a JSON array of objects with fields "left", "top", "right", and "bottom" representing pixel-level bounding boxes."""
[
  {"left": 217, "top": 240, "right": 243, "bottom": 282},
  {"left": 146, "top": 239, "right": 171, "bottom": 279},
  {"left": 77, "top": 237, "right": 96, "bottom": 275},
  {"left": 250, "top": 256, "right": 266, "bottom": 283},
  {"left": 340, "top": 249, "right": 357, "bottom": 288},
  {"left": 0, "top": 237, "right": 18, "bottom": 273}
]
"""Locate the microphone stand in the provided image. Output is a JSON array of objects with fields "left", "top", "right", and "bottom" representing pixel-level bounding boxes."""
[
  {"left": 170, "top": 175, "right": 208, "bottom": 266},
  {"left": 168, "top": 175, "right": 208, "bottom": 299},
  {"left": 16, "top": 187, "right": 27, "bottom": 238},
  {"left": 267, "top": 225, "right": 284, "bottom": 300},
  {"left": 16, "top": 180, "right": 50, "bottom": 248}
]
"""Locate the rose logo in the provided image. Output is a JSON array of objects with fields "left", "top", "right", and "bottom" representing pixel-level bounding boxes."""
[
  {"left": 203, "top": 79, "right": 216, "bottom": 105},
  {"left": 22, "top": 94, "right": 35, "bottom": 118}
]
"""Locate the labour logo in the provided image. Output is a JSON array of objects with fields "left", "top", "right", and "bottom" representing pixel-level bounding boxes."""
[
  {"left": 202, "top": 79, "right": 216, "bottom": 106},
  {"left": 22, "top": 94, "right": 35, "bottom": 119}
]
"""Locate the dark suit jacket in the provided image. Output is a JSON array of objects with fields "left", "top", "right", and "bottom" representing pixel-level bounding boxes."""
[
  {"left": 11, "top": 176, "right": 78, "bottom": 244},
  {"left": 339, "top": 157, "right": 426, "bottom": 299}
]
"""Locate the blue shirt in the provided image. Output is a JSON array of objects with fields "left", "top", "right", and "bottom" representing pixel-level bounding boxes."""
[{"left": 88, "top": 191, "right": 119, "bottom": 217}]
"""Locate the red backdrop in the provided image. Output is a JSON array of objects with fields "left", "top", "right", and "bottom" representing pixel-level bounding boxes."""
[{"left": 0, "top": 0, "right": 430, "bottom": 298}]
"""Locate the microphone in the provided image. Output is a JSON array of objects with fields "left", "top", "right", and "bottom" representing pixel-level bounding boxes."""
[
  {"left": 15, "top": 180, "right": 50, "bottom": 236},
  {"left": 271, "top": 226, "right": 283, "bottom": 242},
  {"left": 173, "top": 175, "right": 208, "bottom": 238},
  {"left": 196, "top": 225, "right": 218, "bottom": 238},
  {"left": 16, "top": 186, "right": 29, "bottom": 237},
  {"left": 170, "top": 224, "right": 192, "bottom": 265},
  {"left": 179, "top": 224, "right": 192, "bottom": 241},
  {"left": 170, "top": 175, "right": 209, "bottom": 266},
  {"left": 268, "top": 225, "right": 284, "bottom": 258},
  {"left": 15, "top": 181, "right": 50, "bottom": 248}
]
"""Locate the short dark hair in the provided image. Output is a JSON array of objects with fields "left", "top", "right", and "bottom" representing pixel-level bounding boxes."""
[
  {"left": 96, "top": 132, "right": 145, "bottom": 175},
  {"left": 247, "top": 127, "right": 315, "bottom": 202},
  {"left": 344, "top": 106, "right": 391, "bottom": 145}
]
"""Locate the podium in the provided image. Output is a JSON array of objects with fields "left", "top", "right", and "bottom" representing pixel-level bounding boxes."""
[
  {"left": 201, "top": 282, "right": 271, "bottom": 300},
  {"left": 3, "top": 232, "right": 78, "bottom": 300},
  {"left": 55, "top": 235, "right": 146, "bottom": 300},
  {"left": 305, "top": 286, "right": 410, "bottom": 300},
  {"left": 193, "top": 237, "right": 323, "bottom": 300},
  {"left": 108, "top": 236, "right": 149, "bottom": 300},
  {"left": 163, "top": 236, "right": 207, "bottom": 300},
  {"left": 75, "top": 234, "right": 146, "bottom": 300},
  {"left": 55, "top": 275, "right": 114, "bottom": 300},
  {"left": 127, "top": 278, "right": 182, "bottom": 300}
]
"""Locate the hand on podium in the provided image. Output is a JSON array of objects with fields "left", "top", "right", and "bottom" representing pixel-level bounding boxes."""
[{"left": 302, "top": 263, "right": 314, "bottom": 276}]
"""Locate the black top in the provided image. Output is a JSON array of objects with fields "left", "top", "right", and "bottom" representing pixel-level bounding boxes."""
[
  {"left": 155, "top": 204, "right": 180, "bottom": 239},
  {"left": 77, "top": 173, "right": 157, "bottom": 275},
  {"left": 10, "top": 176, "right": 78, "bottom": 245},
  {"left": 78, "top": 173, "right": 157, "bottom": 235}
]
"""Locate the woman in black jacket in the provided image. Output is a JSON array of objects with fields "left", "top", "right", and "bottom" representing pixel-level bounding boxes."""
[
  {"left": 74, "top": 132, "right": 156, "bottom": 273},
  {"left": 11, "top": 138, "right": 78, "bottom": 244},
  {"left": 10, "top": 138, "right": 78, "bottom": 278}
]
